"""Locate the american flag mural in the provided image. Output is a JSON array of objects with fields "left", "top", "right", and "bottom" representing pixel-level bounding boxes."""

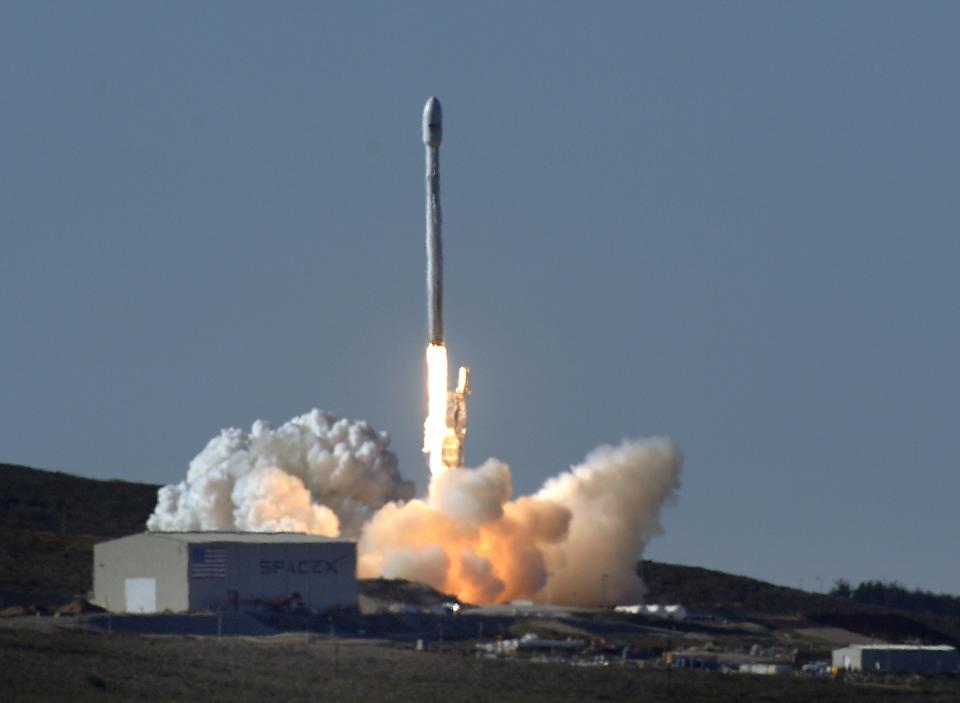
[{"left": 190, "top": 546, "right": 227, "bottom": 579}]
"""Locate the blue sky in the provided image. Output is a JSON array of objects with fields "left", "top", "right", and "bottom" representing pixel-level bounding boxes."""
[{"left": 2, "top": 1, "right": 958, "bottom": 594}]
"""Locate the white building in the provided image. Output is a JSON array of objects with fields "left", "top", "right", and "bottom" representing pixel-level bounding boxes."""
[
  {"left": 614, "top": 604, "right": 688, "bottom": 621},
  {"left": 832, "top": 644, "right": 958, "bottom": 673},
  {"left": 93, "top": 532, "right": 357, "bottom": 614}
]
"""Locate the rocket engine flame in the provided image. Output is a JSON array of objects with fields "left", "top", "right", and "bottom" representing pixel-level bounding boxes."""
[
  {"left": 422, "top": 342, "right": 471, "bottom": 475},
  {"left": 424, "top": 343, "right": 450, "bottom": 476}
]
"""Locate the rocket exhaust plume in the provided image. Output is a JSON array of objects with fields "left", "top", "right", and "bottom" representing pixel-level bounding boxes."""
[
  {"left": 422, "top": 96, "right": 469, "bottom": 475},
  {"left": 359, "top": 439, "right": 681, "bottom": 605},
  {"left": 148, "top": 408, "right": 681, "bottom": 606},
  {"left": 147, "top": 98, "right": 684, "bottom": 606}
]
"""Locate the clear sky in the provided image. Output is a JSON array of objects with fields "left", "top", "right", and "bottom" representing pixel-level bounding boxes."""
[{"left": 2, "top": 2, "right": 958, "bottom": 595}]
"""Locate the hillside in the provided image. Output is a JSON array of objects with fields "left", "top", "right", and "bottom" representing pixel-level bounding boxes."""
[
  {"left": 0, "top": 463, "right": 159, "bottom": 595},
  {"left": 640, "top": 559, "right": 960, "bottom": 645},
  {"left": 640, "top": 559, "right": 853, "bottom": 614},
  {"left": 0, "top": 463, "right": 158, "bottom": 537},
  {"left": 1, "top": 463, "right": 958, "bottom": 648}
]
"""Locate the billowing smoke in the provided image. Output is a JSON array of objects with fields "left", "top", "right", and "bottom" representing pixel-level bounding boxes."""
[
  {"left": 146, "top": 409, "right": 414, "bottom": 537},
  {"left": 148, "top": 408, "right": 682, "bottom": 606},
  {"left": 536, "top": 439, "right": 681, "bottom": 605},
  {"left": 358, "top": 439, "right": 681, "bottom": 606},
  {"left": 358, "top": 459, "right": 570, "bottom": 604}
]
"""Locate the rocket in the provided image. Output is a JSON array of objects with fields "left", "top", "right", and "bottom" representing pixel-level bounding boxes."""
[
  {"left": 423, "top": 96, "right": 443, "bottom": 346},
  {"left": 421, "top": 96, "right": 471, "bottom": 470}
]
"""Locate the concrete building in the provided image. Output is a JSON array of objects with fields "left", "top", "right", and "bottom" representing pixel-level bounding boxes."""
[
  {"left": 93, "top": 532, "right": 357, "bottom": 614},
  {"left": 832, "top": 644, "right": 958, "bottom": 673}
]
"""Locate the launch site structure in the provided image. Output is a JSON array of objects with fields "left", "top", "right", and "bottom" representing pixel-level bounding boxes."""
[
  {"left": 93, "top": 532, "right": 357, "bottom": 614},
  {"left": 423, "top": 96, "right": 470, "bottom": 470}
]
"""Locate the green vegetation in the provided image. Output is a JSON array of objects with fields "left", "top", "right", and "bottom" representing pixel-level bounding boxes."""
[
  {"left": 0, "top": 463, "right": 157, "bottom": 537},
  {"left": 0, "top": 463, "right": 158, "bottom": 595},
  {"left": 0, "top": 528, "right": 96, "bottom": 594},
  {"left": 831, "top": 580, "right": 960, "bottom": 619},
  {"left": 639, "top": 560, "right": 960, "bottom": 646},
  {"left": 639, "top": 559, "right": 855, "bottom": 614}
]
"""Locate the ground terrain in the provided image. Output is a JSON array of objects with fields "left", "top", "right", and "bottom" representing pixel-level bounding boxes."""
[
  {"left": 1, "top": 463, "right": 958, "bottom": 702},
  {"left": 2, "top": 625, "right": 959, "bottom": 703}
]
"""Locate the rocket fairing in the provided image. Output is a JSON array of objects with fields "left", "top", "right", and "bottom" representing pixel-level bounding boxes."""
[{"left": 423, "top": 96, "right": 443, "bottom": 346}]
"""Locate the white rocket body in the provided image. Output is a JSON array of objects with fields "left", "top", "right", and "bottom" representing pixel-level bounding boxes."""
[
  {"left": 423, "top": 97, "right": 443, "bottom": 345},
  {"left": 421, "top": 96, "right": 471, "bottom": 469}
]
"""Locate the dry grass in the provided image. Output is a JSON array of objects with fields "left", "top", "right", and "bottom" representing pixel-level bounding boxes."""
[{"left": 1, "top": 626, "right": 958, "bottom": 703}]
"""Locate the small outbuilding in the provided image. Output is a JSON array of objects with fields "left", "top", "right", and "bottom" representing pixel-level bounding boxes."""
[
  {"left": 832, "top": 644, "right": 958, "bottom": 673},
  {"left": 93, "top": 532, "right": 357, "bottom": 614}
]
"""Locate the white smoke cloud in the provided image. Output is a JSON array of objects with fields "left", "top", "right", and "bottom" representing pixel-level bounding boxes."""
[
  {"left": 146, "top": 409, "right": 413, "bottom": 537},
  {"left": 232, "top": 466, "right": 339, "bottom": 536},
  {"left": 148, "top": 408, "right": 682, "bottom": 606}
]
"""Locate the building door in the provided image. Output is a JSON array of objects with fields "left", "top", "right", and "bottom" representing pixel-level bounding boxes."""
[{"left": 125, "top": 577, "right": 157, "bottom": 613}]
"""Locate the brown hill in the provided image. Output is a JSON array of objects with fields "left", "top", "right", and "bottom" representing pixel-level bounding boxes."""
[
  {"left": 1, "top": 462, "right": 958, "bottom": 647},
  {"left": 639, "top": 560, "right": 960, "bottom": 646},
  {"left": 0, "top": 463, "right": 158, "bottom": 596},
  {"left": 640, "top": 559, "right": 850, "bottom": 614},
  {"left": 0, "top": 463, "right": 158, "bottom": 537}
]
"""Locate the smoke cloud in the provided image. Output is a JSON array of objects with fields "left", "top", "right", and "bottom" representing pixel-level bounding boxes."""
[
  {"left": 357, "top": 439, "right": 681, "bottom": 605},
  {"left": 536, "top": 439, "right": 682, "bottom": 605},
  {"left": 146, "top": 409, "right": 414, "bottom": 537},
  {"left": 148, "top": 408, "right": 682, "bottom": 606}
]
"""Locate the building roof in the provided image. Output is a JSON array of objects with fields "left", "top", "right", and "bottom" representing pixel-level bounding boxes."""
[
  {"left": 839, "top": 645, "right": 956, "bottom": 652},
  {"left": 101, "top": 531, "right": 355, "bottom": 545}
]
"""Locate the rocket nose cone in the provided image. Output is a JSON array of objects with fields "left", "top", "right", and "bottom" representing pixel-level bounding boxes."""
[{"left": 423, "top": 96, "right": 442, "bottom": 145}]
